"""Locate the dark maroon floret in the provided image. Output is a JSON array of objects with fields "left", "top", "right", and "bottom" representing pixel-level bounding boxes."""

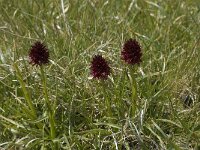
[
  {"left": 121, "top": 39, "right": 142, "bottom": 65},
  {"left": 90, "top": 55, "right": 111, "bottom": 79},
  {"left": 29, "top": 41, "right": 49, "bottom": 66}
]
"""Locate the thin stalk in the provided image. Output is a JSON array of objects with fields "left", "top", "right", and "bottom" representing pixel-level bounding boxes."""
[
  {"left": 115, "top": 70, "right": 126, "bottom": 118},
  {"left": 101, "top": 80, "right": 112, "bottom": 118},
  {"left": 128, "top": 66, "right": 138, "bottom": 118},
  {"left": 40, "top": 66, "right": 56, "bottom": 140}
]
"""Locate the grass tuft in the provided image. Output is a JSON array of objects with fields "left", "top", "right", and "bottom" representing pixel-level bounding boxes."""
[{"left": 0, "top": 0, "right": 200, "bottom": 149}]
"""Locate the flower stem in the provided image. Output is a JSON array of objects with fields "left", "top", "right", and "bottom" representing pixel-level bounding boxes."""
[
  {"left": 40, "top": 66, "right": 56, "bottom": 140},
  {"left": 128, "top": 66, "right": 138, "bottom": 117},
  {"left": 101, "top": 80, "right": 112, "bottom": 118}
]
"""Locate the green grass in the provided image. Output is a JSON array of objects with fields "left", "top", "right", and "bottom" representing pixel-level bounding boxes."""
[{"left": 0, "top": 0, "right": 200, "bottom": 149}]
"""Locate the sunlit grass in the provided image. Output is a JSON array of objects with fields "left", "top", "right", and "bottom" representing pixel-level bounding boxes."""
[{"left": 0, "top": 0, "right": 200, "bottom": 149}]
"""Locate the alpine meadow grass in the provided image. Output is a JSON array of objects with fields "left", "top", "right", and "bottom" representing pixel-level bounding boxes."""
[{"left": 0, "top": 0, "right": 200, "bottom": 149}]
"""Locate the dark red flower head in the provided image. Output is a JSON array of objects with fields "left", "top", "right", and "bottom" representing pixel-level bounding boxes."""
[
  {"left": 121, "top": 38, "right": 142, "bottom": 65},
  {"left": 29, "top": 41, "right": 49, "bottom": 66},
  {"left": 90, "top": 55, "right": 111, "bottom": 79}
]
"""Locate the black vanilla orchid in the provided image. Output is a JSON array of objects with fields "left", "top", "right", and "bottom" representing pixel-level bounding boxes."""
[
  {"left": 121, "top": 38, "right": 142, "bottom": 65},
  {"left": 29, "top": 41, "right": 49, "bottom": 66},
  {"left": 90, "top": 55, "right": 111, "bottom": 79}
]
